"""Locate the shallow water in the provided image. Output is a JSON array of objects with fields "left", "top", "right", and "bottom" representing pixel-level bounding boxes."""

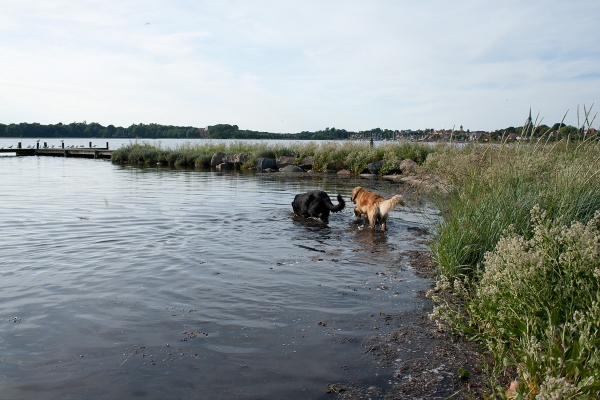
[
  {"left": 0, "top": 137, "right": 397, "bottom": 153},
  {"left": 0, "top": 156, "right": 435, "bottom": 399}
]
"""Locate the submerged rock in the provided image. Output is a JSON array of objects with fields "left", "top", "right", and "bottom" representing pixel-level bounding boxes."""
[
  {"left": 216, "top": 163, "right": 233, "bottom": 171},
  {"left": 360, "top": 173, "right": 377, "bottom": 179},
  {"left": 279, "top": 165, "right": 304, "bottom": 173}
]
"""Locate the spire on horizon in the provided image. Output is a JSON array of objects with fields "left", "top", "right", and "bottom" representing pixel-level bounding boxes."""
[{"left": 524, "top": 105, "right": 533, "bottom": 133}]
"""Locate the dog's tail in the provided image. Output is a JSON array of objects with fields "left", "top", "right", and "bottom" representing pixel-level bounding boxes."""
[
  {"left": 327, "top": 194, "right": 346, "bottom": 213},
  {"left": 379, "top": 195, "right": 404, "bottom": 215}
]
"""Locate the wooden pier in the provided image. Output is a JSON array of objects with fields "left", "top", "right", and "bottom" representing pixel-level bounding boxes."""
[{"left": 0, "top": 142, "right": 113, "bottom": 159}]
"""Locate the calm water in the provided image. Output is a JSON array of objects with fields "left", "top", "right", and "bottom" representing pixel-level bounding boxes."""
[
  {"left": 0, "top": 155, "right": 434, "bottom": 399},
  {"left": 0, "top": 137, "right": 397, "bottom": 152}
]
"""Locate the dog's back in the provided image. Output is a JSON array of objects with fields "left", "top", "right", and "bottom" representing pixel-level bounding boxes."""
[
  {"left": 292, "top": 190, "right": 345, "bottom": 222},
  {"left": 351, "top": 187, "right": 403, "bottom": 231}
]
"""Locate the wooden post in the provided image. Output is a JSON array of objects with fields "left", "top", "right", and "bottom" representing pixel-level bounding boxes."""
[
  {"left": 17, "top": 142, "right": 21, "bottom": 149},
  {"left": 36, "top": 142, "right": 40, "bottom": 149},
  {"left": 89, "top": 142, "right": 92, "bottom": 148},
  {"left": 106, "top": 142, "right": 109, "bottom": 149},
  {"left": 94, "top": 150, "right": 98, "bottom": 159},
  {"left": 44, "top": 142, "right": 48, "bottom": 148},
  {"left": 62, "top": 142, "right": 65, "bottom": 149}
]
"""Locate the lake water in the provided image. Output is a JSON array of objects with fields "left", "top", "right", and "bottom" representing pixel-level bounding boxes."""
[
  {"left": 0, "top": 137, "right": 398, "bottom": 153},
  {"left": 0, "top": 155, "right": 435, "bottom": 399}
]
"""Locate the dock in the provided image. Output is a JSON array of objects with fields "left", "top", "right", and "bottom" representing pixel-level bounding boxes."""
[{"left": 0, "top": 142, "right": 113, "bottom": 159}]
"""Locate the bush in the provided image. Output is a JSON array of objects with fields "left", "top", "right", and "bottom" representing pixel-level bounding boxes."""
[
  {"left": 344, "top": 147, "right": 378, "bottom": 174},
  {"left": 464, "top": 207, "right": 600, "bottom": 397}
]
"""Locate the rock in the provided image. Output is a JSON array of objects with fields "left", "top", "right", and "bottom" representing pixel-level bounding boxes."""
[
  {"left": 398, "top": 174, "right": 452, "bottom": 194},
  {"left": 276, "top": 156, "right": 296, "bottom": 169},
  {"left": 298, "top": 156, "right": 314, "bottom": 170},
  {"left": 360, "top": 174, "right": 377, "bottom": 179},
  {"left": 337, "top": 169, "right": 352, "bottom": 175},
  {"left": 216, "top": 162, "right": 232, "bottom": 171},
  {"left": 263, "top": 168, "right": 277, "bottom": 173},
  {"left": 382, "top": 175, "right": 403, "bottom": 182},
  {"left": 211, "top": 152, "right": 225, "bottom": 167},
  {"left": 279, "top": 165, "right": 304, "bottom": 173},
  {"left": 223, "top": 153, "right": 250, "bottom": 164},
  {"left": 256, "top": 157, "right": 277, "bottom": 171},
  {"left": 366, "top": 161, "right": 383, "bottom": 175},
  {"left": 399, "top": 159, "right": 418, "bottom": 174}
]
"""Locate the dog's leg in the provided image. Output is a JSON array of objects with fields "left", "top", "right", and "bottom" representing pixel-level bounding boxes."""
[
  {"left": 354, "top": 207, "right": 363, "bottom": 218},
  {"left": 367, "top": 209, "right": 378, "bottom": 229},
  {"left": 381, "top": 215, "right": 388, "bottom": 231}
]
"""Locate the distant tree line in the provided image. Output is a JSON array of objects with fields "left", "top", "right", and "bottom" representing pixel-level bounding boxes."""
[
  {"left": 0, "top": 122, "right": 203, "bottom": 139},
  {"left": 2, "top": 121, "right": 592, "bottom": 142},
  {"left": 0, "top": 122, "right": 399, "bottom": 140}
]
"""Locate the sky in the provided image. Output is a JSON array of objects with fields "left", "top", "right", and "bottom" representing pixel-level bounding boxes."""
[{"left": 1, "top": 1, "right": 599, "bottom": 133}]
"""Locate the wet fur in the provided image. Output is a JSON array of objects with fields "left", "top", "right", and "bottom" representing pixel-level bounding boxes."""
[
  {"left": 292, "top": 190, "right": 345, "bottom": 222},
  {"left": 351, "top": 186, "right": 404, "bottom": 231}
]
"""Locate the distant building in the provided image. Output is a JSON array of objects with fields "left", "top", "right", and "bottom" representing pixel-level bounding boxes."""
[{"left": 524, "top": 107, "right": 534, "bottom": 133}]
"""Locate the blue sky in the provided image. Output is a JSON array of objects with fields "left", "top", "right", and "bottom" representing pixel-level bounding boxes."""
[{"left": 1, "top": 0, "right": 599, "bottom": 132}]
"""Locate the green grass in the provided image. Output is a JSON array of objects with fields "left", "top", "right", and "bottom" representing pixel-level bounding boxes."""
[{"left": 426, "top": 135, "right": 600, "bottom": 398}]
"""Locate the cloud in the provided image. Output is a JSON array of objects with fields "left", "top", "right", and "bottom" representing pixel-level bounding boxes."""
[{"left": 0, "top": 0, "right": 598, "bottom": 131}]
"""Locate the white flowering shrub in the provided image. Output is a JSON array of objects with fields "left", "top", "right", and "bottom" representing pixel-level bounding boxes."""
[{"left": 468, "top": 206, "right": 600, "bottom": 398}]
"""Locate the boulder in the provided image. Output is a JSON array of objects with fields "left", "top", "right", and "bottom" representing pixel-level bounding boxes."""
[
  {"left": 263, "top": 168, "right": 277, "bottom": 173},
  {"left": 216, "top": 162, "right": 232, "bottom": 171},
  {"left": 279, "top": 165, "right": 304, "bottom": 173},
  {"left": 382, "top": 175, "right": 403, "bottom": 182},
  {"left": 366, "top": 161, "right": 383, "bottom": 175},
  {"left": 223, "top": 153, "right": 250, "bottom": 164},
  {"left": 360, "top": 173, "right": 377, "bottom": 179},
  {"left": 397, "top": 174, "right": 453, "bottom": 194},
  {"left": 256, "top": 157, "right": 277, "bottom": 171},
  {"left": 399, "top": 159, "right": 418, "bottom": 174},
  {"left": 210, "top": 152, "right": 225, "bottom": 167},
  {"left": 337, "top": 169, "right": 352, "bottom": 176},
  {"left": 276, "top": 156, "right": 296, "bottom": 169},
  {"left": 298, "top": 156, "right": 314, "bottom": 170}
]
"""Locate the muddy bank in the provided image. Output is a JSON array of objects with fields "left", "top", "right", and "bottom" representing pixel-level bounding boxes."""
[{"left": 327, "top": 251, "right": 488, "bottom": 400}]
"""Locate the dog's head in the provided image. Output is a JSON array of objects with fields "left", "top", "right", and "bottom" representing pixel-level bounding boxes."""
[{"left": 351, "top": 186, "right": 364, "bottom": 202}]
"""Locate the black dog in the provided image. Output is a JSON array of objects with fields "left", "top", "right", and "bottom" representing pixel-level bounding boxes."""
[{"left": 292, "top": 190, "right": 345, "bottom": 222}]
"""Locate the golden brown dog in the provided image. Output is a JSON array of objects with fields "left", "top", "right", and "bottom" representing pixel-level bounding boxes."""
[{"left": 351, "top": 186, "right": 404, "bottom": 231}]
